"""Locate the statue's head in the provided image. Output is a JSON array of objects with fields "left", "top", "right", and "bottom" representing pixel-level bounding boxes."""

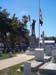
[{"left": 32, "top": 20, "right": 36, "bottom": 23}]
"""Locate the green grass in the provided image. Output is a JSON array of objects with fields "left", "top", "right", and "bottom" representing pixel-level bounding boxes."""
[
  {"left": 0, "top": 54, "right": 16, "bottom": 60},
  {"left": 0, "top": 59, "right": 36, "bottom": 75},
  {"left": 0, "top": 63, "right": 22, "bottom": 75},
  {"left": 0, "top": 63, "right": 37, "bottom": 75}
]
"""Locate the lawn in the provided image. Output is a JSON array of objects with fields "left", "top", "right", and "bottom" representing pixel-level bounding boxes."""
[
  {"left": 0, "top": 54, "right": 16, "bottom": 60},
  {"left": 0, "top": 63, "right": 22, "bottom": 75},
  {"left": 0, "top": 59, "right": 37, "bottom": 75}
]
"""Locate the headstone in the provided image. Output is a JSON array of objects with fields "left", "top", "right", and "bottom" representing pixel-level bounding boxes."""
[
  {"left": 9, "top": 52, "right": 13, "bottom": 57},
  {"left": 12, "top": 50, "right": 15, "bottom": 54},
  {"left": 23, "top": 61, "right": 31, "bottom": 75},
  {"left": 35, "top": 48, "right": 44, "bottom": 61},
  {"left": 44, "top": 45, "right": 52, "bottom": 56},
  {"left": 52, "top": 47, "right": 56, "bottom": 58},
  {"left": 0, "top": 42, "right": 4, "bottom": 56},
  {"left": 20, "top": 60, "right": 43, "bottom": 72},
  {"left": 0, "top": 50, "right": 3, "bottom": 56},
  {"left": 0, "top": 42, "right": 4, "bottom": 51}
]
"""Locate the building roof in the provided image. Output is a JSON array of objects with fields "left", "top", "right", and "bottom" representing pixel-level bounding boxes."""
[{"left": 40, "top": 40, "right": 55, "bottom": 44}]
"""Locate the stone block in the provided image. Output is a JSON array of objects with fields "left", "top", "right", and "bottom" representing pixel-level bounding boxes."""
[
  {"left": 35, "top": 48, "right": 44, "bottom": 61},
  {"left": 39, "top": 62, "right": 56, "bottom": 75},
  {"left": 23, "top": 61, "right": 31, "bottom": 75},
  {"left": 45, "top": 46, "right": 52, "bottom": 56},
  {"left": 52, "top": 49, "right": 56, "bottom": 58}
]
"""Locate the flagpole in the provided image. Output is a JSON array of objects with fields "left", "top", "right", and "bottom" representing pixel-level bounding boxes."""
[{"left": 38, "top": 0, "right": 40, "bottom": 48}]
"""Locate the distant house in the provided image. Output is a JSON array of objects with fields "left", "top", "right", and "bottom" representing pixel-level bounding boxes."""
[
  {"left": 40, "top": 40, "right": 55, "bottom": 44},
  {"left": 40, "top": 40, "right": 55, "bottom": 46}
]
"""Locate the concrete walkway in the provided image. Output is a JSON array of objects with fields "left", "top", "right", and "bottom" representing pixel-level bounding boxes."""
[{"left": 0, "top": 53, "right": 34, "bottom": 70}]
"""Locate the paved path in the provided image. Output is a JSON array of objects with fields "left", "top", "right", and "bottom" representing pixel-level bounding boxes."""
[{"left": 0, "top": 53, "right": 34, "bottom": 70}]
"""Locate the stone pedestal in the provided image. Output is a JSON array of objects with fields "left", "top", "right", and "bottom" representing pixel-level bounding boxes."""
[
  {"left": 29, "top": 34, "right": 38, "bottom": 51},
  {"left": 26, "top": 34, "right": 38, "bottom": 55},
  {"left": 30, "top": 34, "right": 37, "bottom": 49},
  {"left": 35, "top": 48, "right": 44, "bottom": 61},
  {"left": 23, "top": 61, "right": 31, "bottom": 75}
]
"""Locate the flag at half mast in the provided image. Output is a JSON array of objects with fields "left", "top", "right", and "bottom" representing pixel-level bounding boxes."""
[{"left": 39, "top": 9, "right": 43, "bottom": 26}]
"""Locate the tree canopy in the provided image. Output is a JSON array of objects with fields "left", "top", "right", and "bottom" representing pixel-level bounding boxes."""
[{"left": 0, "top": 7, "right": 30, "bottom": 45}]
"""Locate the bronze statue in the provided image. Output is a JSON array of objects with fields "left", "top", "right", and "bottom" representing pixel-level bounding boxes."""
[{"left": 31, "top": 20, "right": 36, "bottom": 35}]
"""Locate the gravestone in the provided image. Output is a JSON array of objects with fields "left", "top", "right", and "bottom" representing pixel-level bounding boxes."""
[
  {"left": 44, "top": 45, "right": 52, "bottom": 56},
  {"left": 52, "top": 47, "right": 56, "bottom": 58},
  {"left": 20, "top": 60, "right": 43, "bottom": 72},
  {"left": 35, "top": 48, "right": 44, "bottom": 61},
  {"left": 0, "top": 50, "right": 3, "bottom": 56},
  {"left": 9, "top": 51, "right": 13, "bottom": 57},
  {"left": 23, "top": 61, "right": 31, "bottom": 75},
  {"left": 0, "top": 42, "right": 4, "bottom": 56}
]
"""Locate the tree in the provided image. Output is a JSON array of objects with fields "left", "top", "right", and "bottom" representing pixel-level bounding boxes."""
[{"left": 0, "top": 7, "right": 30, "bottom": 52}]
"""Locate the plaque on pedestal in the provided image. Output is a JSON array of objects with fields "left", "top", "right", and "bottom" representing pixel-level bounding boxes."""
[{"left": 29, "top": 34, "right": 37, "bottom": 51}]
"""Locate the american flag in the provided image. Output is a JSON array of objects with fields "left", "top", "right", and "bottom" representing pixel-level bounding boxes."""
[{"left": 39, "top": 9, "right": 43, "bottom": 26}]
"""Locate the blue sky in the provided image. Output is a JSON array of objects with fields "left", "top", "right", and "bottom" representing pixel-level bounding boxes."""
[{"left": 0, "top": 0, "right": 56, "bottom": 37}]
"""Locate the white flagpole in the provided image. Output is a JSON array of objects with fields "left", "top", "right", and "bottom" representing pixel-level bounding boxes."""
[{"left": 38, "top": 0, "right": 40, "bottom": 48}]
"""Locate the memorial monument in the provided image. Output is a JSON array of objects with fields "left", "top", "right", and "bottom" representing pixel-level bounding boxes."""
[
  {"left": 26, "top": 19, "right": 38, "bottom": 55},
  {"left": 29, "top": 20, "right": 38, "bottom": 51}
]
